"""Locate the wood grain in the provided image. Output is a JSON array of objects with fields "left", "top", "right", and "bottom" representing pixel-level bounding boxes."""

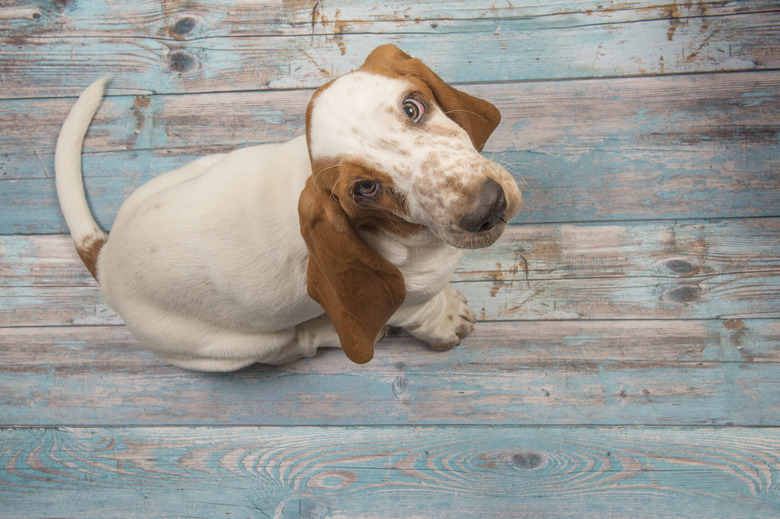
[
  {"left": 7, "top": 71, "right": 780, "bottom": 160},
  {"left": 2, "top": 1, "right": 779, "bottom": 516},
  {"left": 1, "top": 427, "right": 778, "bottom": 518},
  {"left": 4, "top": 218, "right": 778, "bottom": 326},
  {"left": 3, "top": 71, "right": 779, "bottom": 233},
  {"left": 1, "top": 320, "right": 777, "bottom": 426},
  {"left": 6, "top": 219, "right": 778, "bottom": 286},
  {"left": 5, "top": 265, "right": 780, "bottom": 325},
  {"left": 6, "top": 0, "right": 778, "bottom": 37},
  {"left": 2, "top": 1, "right": 778, "bottom": 97}
]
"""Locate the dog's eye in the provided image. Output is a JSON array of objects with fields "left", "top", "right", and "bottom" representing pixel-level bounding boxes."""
[
  {"left": 355, "top": 179, "right": 379, "bottom": 198},
  {"left": 402, "top": 98, "right": 425, "bottom": 123}
]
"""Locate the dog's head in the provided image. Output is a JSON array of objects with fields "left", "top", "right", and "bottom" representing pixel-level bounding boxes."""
[{"left": 299, "top": 45, "right": 522, "bottom": 364}]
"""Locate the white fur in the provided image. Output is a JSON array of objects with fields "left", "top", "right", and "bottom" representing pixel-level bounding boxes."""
[
  {"left": 55, "top": 69, "right": 519, "bottom": 371},
  {"left": 55, "top": 76, "right": 110, "bottom": 247}
]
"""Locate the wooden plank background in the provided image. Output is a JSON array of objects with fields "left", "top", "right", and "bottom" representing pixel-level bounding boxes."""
[{"left": 1, "top": 0, "right": 779, "bottom": 517}]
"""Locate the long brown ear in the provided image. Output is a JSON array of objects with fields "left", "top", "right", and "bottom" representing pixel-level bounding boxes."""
[
  {"left": 298, "top": 175, "right": 406, "bottom": 364},
  {"left": 360, "top": 44, "right": 501, "bottom": 152}
]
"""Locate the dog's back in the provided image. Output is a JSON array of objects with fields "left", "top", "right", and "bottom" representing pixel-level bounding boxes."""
[{"left": 55, "top": 78, "right": 328, "bottom": 371}]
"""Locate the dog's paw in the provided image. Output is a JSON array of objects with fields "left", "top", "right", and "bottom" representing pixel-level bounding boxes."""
[
  {"left": 375, "top": 325, "right": 391, "bottom": 344},
  {"left": 406, "top": 286, "right": 477, "bottom": 351}
]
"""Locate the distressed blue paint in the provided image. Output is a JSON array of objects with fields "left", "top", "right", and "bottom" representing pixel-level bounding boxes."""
[
  {"left": 4, "top": 68, "right": 778, "bottom": 233},
  {"left": 5, "top": 219, "right": 778, "bottom": 286},
  {"left": 3, "top": 7, "right": 778, "bottom": 97},
  {"left": 2, "top": 1, "right": 780, "bottom": 515},
  {"left": 3, "top": 268, "right": 778, "bottom": 327},
  {"left": 3, "top": 143, "right": 779, "bottom": 233},
  {"left": 0, "top": 427, "right": 778, "bottom": 518},
  {"left": 1, "top": 320, "right": 778, "bottom": 427}
]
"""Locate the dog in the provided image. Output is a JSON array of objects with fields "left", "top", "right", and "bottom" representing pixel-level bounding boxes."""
[{"left": 55, "top": 45, "right": 522, "bottom": 371}]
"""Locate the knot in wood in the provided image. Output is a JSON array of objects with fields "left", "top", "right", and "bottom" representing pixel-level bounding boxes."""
[
  {"left": 171, "top": 16, "right": 197, "bottom": 36},
  {"left": 168, "top": 50, "right": 198, "bottom": 73},
  {"left": 509, "top": 451, "right": 545, "bottom": 470}
]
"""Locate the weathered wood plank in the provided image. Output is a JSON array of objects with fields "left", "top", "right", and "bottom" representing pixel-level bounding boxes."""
[
  {"left": 6, "top": 0, "right": 778, "bottom": 37},
  {"left": 1, "top": 88, "right": 309, "bottom": 172},
  {"left": 461, "top": 219, "right": 780, "bottom": 281},
  {"left": 4, "top": 218, "right": 778, "bottom": 325},
  {"left": 7, "top": 152, "right": 779, "bottom": 231},
  {"left": 1, "top": 320, "right": 778, "bottom": 426},
  {"left": 1, "top": 3, "right": 778, "bottom": 516},
  {"left": 4, "top": 270, "right": 778, "bottom": 326},
  {"left": 1, "top": 426, "right": 778, "bottom": 518},
  {"left": 3, "top": 71, "right": 779, "bottom": 232},
  {"left": 465, "top": 272, "right": 780, "bottom": 321},
  {"left": 6, "top": 219, "right": 777, "bottom": 286},
  {"left": 2, "top": 3, "right": 777, "bottom": 97},
  {"left": 6, "top": 71, "right": 780, "bottom": 164}
]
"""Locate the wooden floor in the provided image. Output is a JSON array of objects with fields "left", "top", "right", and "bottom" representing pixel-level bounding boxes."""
[{"left": 2, "top": 1, "right": 779, "bottom": 517}]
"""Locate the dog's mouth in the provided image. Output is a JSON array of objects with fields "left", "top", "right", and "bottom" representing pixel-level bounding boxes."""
[
  {"left": 446, "top": 186, "right": 521, "bottom": 249},
  {"left": 441, "top": 220, "right": 509, "bottom": 250}
]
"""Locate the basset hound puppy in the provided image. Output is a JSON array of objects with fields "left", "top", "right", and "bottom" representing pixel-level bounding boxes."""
[{"left": 55, "top": 45, "right": 522, "bottom": 371}]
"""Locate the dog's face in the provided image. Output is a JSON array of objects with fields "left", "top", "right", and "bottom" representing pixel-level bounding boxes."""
[
  {"left": 298, "top": 45, "right": 522, "bottom": 364},
  {"left": 305, "top": 46, "right": 522, "bottom": 250}
]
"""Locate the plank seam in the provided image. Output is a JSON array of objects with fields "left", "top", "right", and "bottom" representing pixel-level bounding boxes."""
[{"left": 3, "top": 68, "right": 780, "bottom": 102}]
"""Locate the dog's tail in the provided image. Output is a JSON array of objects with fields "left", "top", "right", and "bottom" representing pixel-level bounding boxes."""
[{"left": 55, "top": 77, "right": 111, "bottom": 280}]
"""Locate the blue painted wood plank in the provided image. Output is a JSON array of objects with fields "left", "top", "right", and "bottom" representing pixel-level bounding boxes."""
[
  {"left": 2, "top": 3, "right": 778, "bottom": 97},
  {"left": 5, "top": 146, "right": 777, "bottom": 232},
  {"left": 2, "top": 72, "right": 778, "bottom": 233},
  {"left": 1, "top": 320, "right": 777, "bottom": 426},
  {"left": 4, "top": 269, "right": 778, "bottom": 326},
  {"left": 5, "top": 69, "right": 779, "bottom": 162},
  {"left": 1, "top": 426, "right": 778, "bottom": 518},
  {"left": 5, "top": 220, "right": 778, "bottom": 287},
  {"left": 4, "top": 218, "right": 778, "bottom": 325},
  {"left": 7, "top": 0, "right": 777, "bottom": 38}
]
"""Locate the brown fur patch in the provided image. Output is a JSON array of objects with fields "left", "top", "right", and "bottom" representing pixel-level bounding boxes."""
[
  {"left": 76, "top": 235, "right": 107, "bottom": 280},
  {"left": 311, "top": 159, "right": 424, "bottom": 240},
  {"left": 298, "top": 169, "right": 407, "bottom": 364},
  {"left": 356, "top": 44, "right": 501, "bottom": 152}
]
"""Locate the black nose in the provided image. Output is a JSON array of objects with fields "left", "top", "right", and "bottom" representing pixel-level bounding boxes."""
[{"left": 459, "top": 178, "right": 508, "bottom": 233}]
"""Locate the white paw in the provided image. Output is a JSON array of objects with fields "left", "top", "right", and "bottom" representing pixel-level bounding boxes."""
[
  {"left": 407, "top": 286, "right": 477, "bottom": 351},
  {"left": 375, "top": 325, "right": 391, "bottom": 344}
]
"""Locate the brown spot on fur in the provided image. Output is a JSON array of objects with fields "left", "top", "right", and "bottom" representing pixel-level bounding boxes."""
[
  {"left": 77, "top": 235, "right": 107, "bottom": 280},
  {"left": 420, "top": 155, "right": 440, "bottom": 174},
  {"left": 376, "top": 137, "right": 410, "bottom": 156}
]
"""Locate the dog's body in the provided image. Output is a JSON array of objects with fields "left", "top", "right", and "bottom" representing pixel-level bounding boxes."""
[{"left": 55, "top": 45, "right": 521, "bottom": 371}]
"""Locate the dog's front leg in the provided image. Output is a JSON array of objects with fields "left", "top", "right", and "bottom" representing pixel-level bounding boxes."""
[
  {"left": 259, "top": 314, "right": 343, "bottom": 365},
  {"left": 390, "top": 285, "right": 477, "bottom": 351}
]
